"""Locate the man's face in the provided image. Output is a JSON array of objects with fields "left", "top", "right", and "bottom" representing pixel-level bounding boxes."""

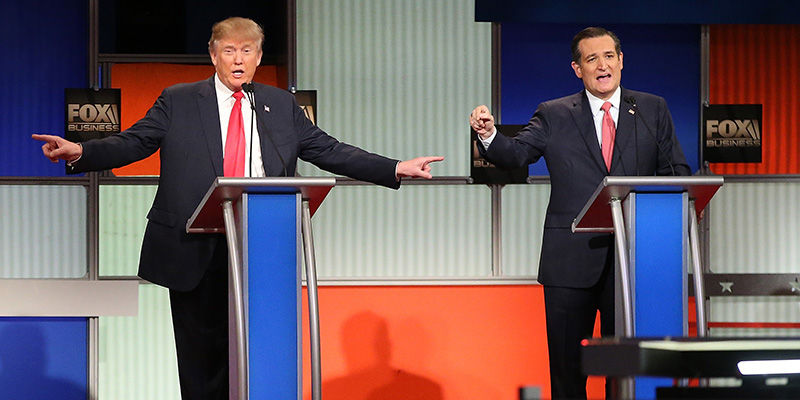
[
  {"left": 210, "top": 37, "right": 263, "bottom": 92},
  {"left": 571, "top": 35, "right": 623, "bottom": 100}
]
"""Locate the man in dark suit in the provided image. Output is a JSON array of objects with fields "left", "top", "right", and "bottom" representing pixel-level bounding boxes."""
[
  {"left": 469, "top": 27, "right": 690, "bottom": 399},
  {"left": 34, "top": 17, "right": 442, "bottom": 399}
]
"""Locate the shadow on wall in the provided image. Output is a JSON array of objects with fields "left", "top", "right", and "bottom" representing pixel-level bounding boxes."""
[
  {"left": 312, "top": 311, "right": 444, "bottom": 400},
  {"left": 0, "top": 322, "right": 85, "bottom": 400}
]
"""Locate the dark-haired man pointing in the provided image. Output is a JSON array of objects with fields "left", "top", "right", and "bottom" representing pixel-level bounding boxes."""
[{"left": 470, "top": 27, "right": 690, "bottom": 399}]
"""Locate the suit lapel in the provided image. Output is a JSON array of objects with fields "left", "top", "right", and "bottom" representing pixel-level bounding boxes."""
[
  {"left": 569, "top": 91, "right": 607, "bottom": 173},
  {"left": 613, "top": 88, "right": 636, "bottom": 173},
  {"left": 254, "top": 86, "right": 292, "bottom": 177},
  {"left": 254, "top": 87, "right": 277, "bottom": 175},
  {"left": 198, "top": 77, "right": 224, "bottom": 176}
]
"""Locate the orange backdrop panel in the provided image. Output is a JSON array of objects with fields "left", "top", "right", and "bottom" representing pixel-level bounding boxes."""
[
  {"left": 109, "top": 63, "right": 279, "bottom": 176},
  {"left": 708, "top": 25, "right": 800, "bottom": 175},
  {"left": 300, "top": 285, "right": 605, "bottom": 400}
]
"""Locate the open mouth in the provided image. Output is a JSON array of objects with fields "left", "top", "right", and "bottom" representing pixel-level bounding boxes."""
[
  {"left": 597, "top": 73, "right": 611, "bottom": 82},
  {"left": 232, "top": 69, "right": 245, "bottom": 79}
]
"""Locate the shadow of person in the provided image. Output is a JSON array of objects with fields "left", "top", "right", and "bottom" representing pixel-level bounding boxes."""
[
  {"left": 0, "top": 321, "right": 86, "bottom": 400},
  {"left": 317, "top": 311, "right": 443, "bottom": 400}
]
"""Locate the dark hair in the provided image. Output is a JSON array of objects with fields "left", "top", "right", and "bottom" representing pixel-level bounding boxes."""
[{"left": 571, "top": 27, "right": 621, "bottom": 64}]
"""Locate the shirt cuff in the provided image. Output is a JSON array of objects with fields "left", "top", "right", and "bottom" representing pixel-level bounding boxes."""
[
  {"left": 66, "top": 143, "right": 83, "bottom": 167},
  {"left": 478, "top": 128, "right": 498, "bottom": 149}
]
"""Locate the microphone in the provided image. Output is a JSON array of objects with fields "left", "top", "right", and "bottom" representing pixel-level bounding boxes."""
[
  {"left": 241, "top": 82, "right": 288, "bottom": 177},
  {"left": 624, "top": 96, "right": 675, "bottom": 176}
]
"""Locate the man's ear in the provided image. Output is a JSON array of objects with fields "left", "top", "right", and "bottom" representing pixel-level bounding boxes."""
[
  {"left": 209, "top": 51, "right": 218, "bottom": 67},
  {"left": 571, "top": 61, "right": 582, "bottom": 79}
]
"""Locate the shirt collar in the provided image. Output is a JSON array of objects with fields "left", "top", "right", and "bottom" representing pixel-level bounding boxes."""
[
  {"left": 214, "top": 73, "right": 236, "bottom": 102},
  {"left": 585, "top": 86, "right": 622, "bottom": 115}
]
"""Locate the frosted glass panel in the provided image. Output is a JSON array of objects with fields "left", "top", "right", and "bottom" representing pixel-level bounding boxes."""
[
  {"left": 99, "top": 185, "right": 156, "bottom": 277},
  {"left": 99, "top": 284, "right": 179, "bottom": 399},
  {"left": 0, "top": 185, "right": 87, "bottom": 278},
  {"left": 708, "top": 181, "right": 800, "bottom": 273},
  {"left": 711, "top": 296, "right": 800, "bottom": 325},
  {"left": 710, "top": 327, "right": 800, "bottom": 337},
  {"left": 297, "top": 0, "right": 491, "bottom": 177},
  {"left": 501, "top": 184, "right": 549, "bottom": 278},
  {"left": 311, "top": 184, "right": 492, "bottom": 277},
  {"left": 295, "top": 0, "right": 492, "bottom": 277}
]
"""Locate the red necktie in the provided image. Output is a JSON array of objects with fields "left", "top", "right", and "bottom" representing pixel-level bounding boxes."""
[
  {"left": 601, "top": 101, "right": 615, "bottom": 172},
  {"left": 224, "top": 91, "right": 246, "bottom": 177}
]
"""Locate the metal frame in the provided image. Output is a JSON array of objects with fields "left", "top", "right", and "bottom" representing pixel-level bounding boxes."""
[
  {"left": 11, "top": 3, "right": 800, "bottom": 396},
  {"left": 5, "top": 174, "right": 800, "bottom": 399}
]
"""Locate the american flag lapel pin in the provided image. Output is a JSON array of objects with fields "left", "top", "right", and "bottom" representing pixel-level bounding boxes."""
[{"left": 264, "top": 105, "right": 270, "bottom": 112}]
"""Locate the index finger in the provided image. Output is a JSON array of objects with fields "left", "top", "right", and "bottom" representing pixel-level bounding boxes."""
[
  {"left": 31, "top": 134, "right": 58, "bottom": 143},
  {"left": 426, "top": 156, "right": 445, "bottom": 163}
]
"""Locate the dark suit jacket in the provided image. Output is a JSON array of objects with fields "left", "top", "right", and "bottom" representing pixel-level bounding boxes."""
[
  {"left": 479, "top": 88, "right": 691, "bottom": 288},
  {"left": 72, "top": 77, "right": 400, "bottom": 291}
]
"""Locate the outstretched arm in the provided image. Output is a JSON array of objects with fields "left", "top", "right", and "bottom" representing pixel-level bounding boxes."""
[
  {"left": 31, "top": 134, "right": 82, "bottom": 163},
  {"left": 396, "top": 156, "right": 445, "bottom": 179}
]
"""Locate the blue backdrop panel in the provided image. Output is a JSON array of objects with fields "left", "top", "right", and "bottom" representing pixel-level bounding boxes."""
[
  {"left": 0, "top": 317, "right": 87, "bottom": 399},
  {"left": 633, "top": 193, "right": 685, "bottom": 399},
  {"left": 499, "top": 23, "right": 700, "bottom": 175},
  {"left": 246, "top": 193, "right": 300, "bottom": 399},
  {"left": 0, "top": 0, "right": 88, "bottom": 177}
]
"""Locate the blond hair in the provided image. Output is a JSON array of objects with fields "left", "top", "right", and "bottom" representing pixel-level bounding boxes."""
[{"left": 208, "top": 17, "right": 264, "bottom": 53}]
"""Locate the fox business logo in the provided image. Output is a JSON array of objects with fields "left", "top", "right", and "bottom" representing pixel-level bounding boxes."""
[
  {"left": 67, "top": 103, "right": 120, "bottom": 132},
  {"left": 705, "top": 119, "right": 761, "bottom": 148},
  {"left": 703, "top": 104, "right": 761, "bottom": 163}
]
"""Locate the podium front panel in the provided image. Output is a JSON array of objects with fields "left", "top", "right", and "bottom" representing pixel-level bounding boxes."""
[
  {"left": 243, "top": 192, "right": 302, "bottom": 399},
  {"left": 627, "top": 192, "right": 688, "bottom": 398}
]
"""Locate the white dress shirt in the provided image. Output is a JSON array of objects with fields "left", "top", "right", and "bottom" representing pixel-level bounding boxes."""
[
  {"left": 215, "top": 74, "right": 265, "bottom": 177},
  {"left": 585, "top": 87, "right": 621, "bottom": 147}
]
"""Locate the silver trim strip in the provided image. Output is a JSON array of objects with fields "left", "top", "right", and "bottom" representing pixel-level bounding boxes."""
[{"left": 0, "top": 280, "right": 138, "bottom": 317}]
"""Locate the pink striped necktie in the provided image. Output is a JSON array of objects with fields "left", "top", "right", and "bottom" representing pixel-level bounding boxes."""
[
  {"left": 224, "top": 91, "right": 246, "bottom": 177},
  {"left": 601, "top": 101, "right": 615, "bottom": 172}
]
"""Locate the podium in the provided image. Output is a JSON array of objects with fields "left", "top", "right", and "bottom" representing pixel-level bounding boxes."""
[
  {"left": 187, "top": 177, "right": 336, "bottom": 400},
  {"left": 572, "top": 176, "right": 723, "bottom": 399}
]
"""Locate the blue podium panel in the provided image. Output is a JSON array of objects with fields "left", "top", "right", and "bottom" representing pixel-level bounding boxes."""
[
  {"left": 0, "top": 317, "right": 87, "bottom": 399},
  {"left": 632, "top": 193, "right": 686, "bottom": 399},
  {"left": 244, "top": 193, "right": 301, "bottom": 399}
]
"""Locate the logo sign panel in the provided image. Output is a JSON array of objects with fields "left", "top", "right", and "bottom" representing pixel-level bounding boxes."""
[
  {"left": 703, "top": 104, "right": 762, "bottom": 163},
  {"left": 470, "top": 124, "right": 528, "bottom": 184},
  {"left": 65, "top": 88, "right": 121, "bottom": 142},
  {"left": 293, "top": 90, "right": 317, "bottom": 125}
]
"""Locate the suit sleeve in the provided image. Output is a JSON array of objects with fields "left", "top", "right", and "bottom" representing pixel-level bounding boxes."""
[
  {"left": 292, "top": 97, "right": 400, "bottom": 189},
  {"left": 69, "top": 89, "right": 170, "bottom": 173},
  {"left": 478, "top": 103, "right": 550, "bottom": 170},
  {"left": 655, "top": 97, "right": 692, "bottom": 176}
]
